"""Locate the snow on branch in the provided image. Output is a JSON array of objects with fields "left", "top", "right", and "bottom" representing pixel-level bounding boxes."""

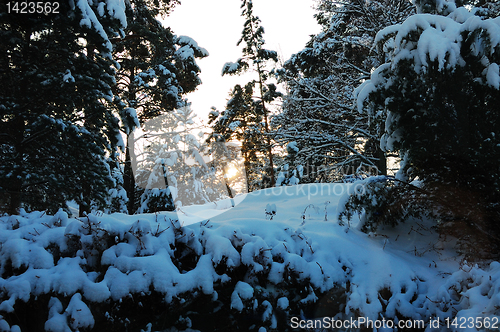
[{"left": 74, "top": 0, "right": 127, "bottom": 56}]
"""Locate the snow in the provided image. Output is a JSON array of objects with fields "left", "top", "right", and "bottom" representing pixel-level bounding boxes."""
[
  {"left": 70, "top": 0, "right": 127, "bottom": 58},
  {"left": 105, "top": 0, "right": 127, "bottom": 28},
  {"left": 374, "top": 23, "right": 401, "bottom": 46},
  {"left": 176, "top": 45, "right": 195, "bottom": 60},
  {"left": 287, "top": 141, "right": 299, "bottom": 153},
  {"left": 228, "top": 120, "right": 240, "bottom": 131},
  {"left": 62, "top": 69, "right": 75, "bottom": 83},
  {"left": 45, "top": 298, "right": 69, "bottom": 332},
  {"left": 176, "top": 35, "right": 209, "bottom": 60},
  {"left": 66, "top": 293, "right": 95, "bottom": 330},
  {"left": 222, "top": 61, "right": 240, "bottom": 75},
  {"left": 386, "top": 14, "right": 464, "bottom": 73},
  {"left": 177, "top": 36, "right": 209, "bottom": 57},
  {"left": 486, "top": 63, "right": 500, "bottom": 89},
  {"left": 371, "top": 11, "right": 500, "bottom": 82},
  {"left": 76, "top": 0, "right": 113, "bottom": 54},
  {"left": 297, "top": 165, "right": 303, "bottom": 178},
  {"left": 354, "top": 63, "right": 390, "bottom": 114},
  {"left": 1, "top": 183, "right": 499, "bottom": 329},
  {"left": 231, "top": 281, "right": 254, "bottom": 311},
  {"left": 277, "top": 296, "right": 289, "bottom": 310},
  {"left": 275, "top": 171, "right": 285, "bottom": 186},
  {"left": 124, "top": 107, "right": 140, "bottom": 129}
]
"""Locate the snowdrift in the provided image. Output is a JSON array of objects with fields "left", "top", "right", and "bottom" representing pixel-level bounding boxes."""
[{"left": 0, "top": 184, "right": 499, "bottom": 331}]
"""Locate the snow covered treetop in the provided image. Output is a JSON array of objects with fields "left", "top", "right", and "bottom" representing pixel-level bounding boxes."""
[{"left": 357, "top": 3, "right": 500, "bottom": 113}]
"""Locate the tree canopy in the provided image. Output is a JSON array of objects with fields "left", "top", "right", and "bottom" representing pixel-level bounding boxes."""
[
  {"left": 0, "top": 0, "right": 206, "bottom": 216},
  {"left": 273, "top": 0, "right": 414, "bottom": 184},
  {"left": 353, "top": 0, "right": 500, "bottom": 257},
  {"left": 209, "top": 0, "right": 281, "bottom": 190}
]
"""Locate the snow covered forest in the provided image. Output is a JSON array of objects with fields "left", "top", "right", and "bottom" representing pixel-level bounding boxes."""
[{"left": 1, "top": 0, "right": 500, "bottom": 331}]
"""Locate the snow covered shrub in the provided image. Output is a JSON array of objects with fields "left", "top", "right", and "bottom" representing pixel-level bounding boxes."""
[
  {"left": 355, "top": 1, "right": 500, "bottom": 259},
  {"left": 339, "top": 176, "right": 436, "bottom": 232},
  {"left": 3, "top": 199, "right": 500, "bottom": 332},
  {"left": 342, "top": 176, "right": 459, "bottom": 229},
  {"left": 0, "top": 210, "right": 345, "bottom": 332},
  {"left": 275, "top": 143, "right": 303, "bottom": 187},
  {"left": 275, "top": 164, "right": 301, "bottom": 187},
  {"left": 339, "top": 175, "right": 498, "bottom": 259},
  {"left": 265, "top": 204, "right": 277, "bottom": 220}
]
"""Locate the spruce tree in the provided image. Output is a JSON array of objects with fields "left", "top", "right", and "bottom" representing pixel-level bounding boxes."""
[
  {"left": 354, "top": 0, "right": 500, "bottom": 258},
  {"left": 0, "top": 1, "right": 125, "bottom": 215},
  {"left": 113, "top": 0, "right": 207, "bottom": 214},
  {"left": 208, "top": 84, "right": 265, "bottom": 192}
]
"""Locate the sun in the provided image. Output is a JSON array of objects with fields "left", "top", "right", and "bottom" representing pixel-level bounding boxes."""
[{"left": 225, "top": 165, "right": 239, "bottom": 179}]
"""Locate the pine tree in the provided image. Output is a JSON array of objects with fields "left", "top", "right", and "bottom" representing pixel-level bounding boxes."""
[
  {"left": 113, "top": 0, "right": 208, "bottom": 214},
  {"left": 0, "top": 1, "right": 125, "bottom": 215},
  {"left": 274, "top": 0, "right": 414, "bottom": 183},
  {"left": 208, "top": 84, "right": 264, "bottom": 192},
  {"left": 209, "top": 0, "right": 281, "bottom": 190}
]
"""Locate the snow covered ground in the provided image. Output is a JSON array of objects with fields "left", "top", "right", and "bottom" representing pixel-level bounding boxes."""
[{"left": 1, "top": 183, "right": 499, "bottom": 331}]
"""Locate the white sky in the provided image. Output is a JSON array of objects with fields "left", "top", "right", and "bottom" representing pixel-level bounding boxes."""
[{"left": 165, "top": 0, "right": 320, "bottom": 122}]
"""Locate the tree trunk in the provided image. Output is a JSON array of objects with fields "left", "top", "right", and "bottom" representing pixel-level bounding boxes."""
[
  {"left": 79, "top": 44, "right": 95, "bottom": 217},
  {"left": 376, "top": 146, "right": 387, "bottom": 176},
  {"left": 256, "top": 62, "right": 275, "bottom": 187},
  {"left": 123, "top": 133, "right": 136, "bottom": 214},
  {"left": 123, "top": 52, "right": 138, "bottom": 215},
  {"left": 79, "top": 183, "right": 91, "bottom": 217}
]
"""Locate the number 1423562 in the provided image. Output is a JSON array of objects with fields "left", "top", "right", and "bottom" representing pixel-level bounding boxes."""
[{"left": 6, "top": 2, "right": 60, "bottom": 14}]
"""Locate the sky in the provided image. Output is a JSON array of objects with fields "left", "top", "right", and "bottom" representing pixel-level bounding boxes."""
[{"left": 165, "top": 0, "right": 321, "bottom": 123}]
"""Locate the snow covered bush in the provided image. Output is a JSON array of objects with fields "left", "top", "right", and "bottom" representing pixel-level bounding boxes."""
[
  {"left": 275, "top": 143, "right": 303, "bottom": 187},
  {"left": 355, "top": 1, "right": 500, "bottom": 259},
  {"left": 1, "top": 184, "right": 500, "bottom": 332},
  {"left": 0, "top": 209, "right": 342, "bottom": 331},
  {"left": 106, "top": 164, "right": 129, "bottom": 214},
  {"left": 338, "top": 176, "right": 430, "bottom": 233}
]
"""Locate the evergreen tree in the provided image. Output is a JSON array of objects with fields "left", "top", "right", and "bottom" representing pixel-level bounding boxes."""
[
  {"left": 209, "top": 0, "right": 281, "bottom": 190},
  {"left": 105, "top": 156, "right": 129, "bottom": 214},
  {"left": 274, "top": 0, "right": 414, "bottom": 183},
  {"left": 0, "top": 1, "right": 125, "bottom": 215},
  {"left": 353, "top": 0, "right": 500, "bottom": 258},
  {"left": 136, "top": 106, "right": 218, "bottom": 213},
  {"left": 275, "top": 142, "right": 302, "bottom": 186},
  {"left": 113, "top": 0, "right": 208, "bottom": 214},
  {"left": 208, "top": 84, "right": 265, "bottom": 192}
]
